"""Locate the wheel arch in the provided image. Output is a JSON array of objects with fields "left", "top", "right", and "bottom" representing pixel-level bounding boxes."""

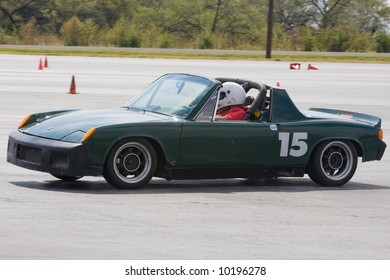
[
  {"left": 307, "top": 137, "right": 363, "bottom": 165},
  {"left": 102, "top": 135, "right": 169, "bottom": 177},
  {"left": 141, "top": 137, "right": 169, "bottom": 178}
]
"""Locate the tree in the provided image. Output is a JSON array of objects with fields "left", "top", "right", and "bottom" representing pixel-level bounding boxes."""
[
  {"left": 273, "top": 0, "right": 390, "bottom": 51},
  {"left": 0, "top": 0, "right": 389, "bottom": 51},
  {"left": 306, "top": 0, "right": 352, "bottom": 29},
  {"left": 156, "top": 0, "right": 265, "bottom": 48},
  {"left": 275, "top": 0, "right": 390, "bottom": 32},
  {"left": 0, "top": 0, "right": 41, "bottom": 31},
  {"left": 60, "top": 16, "right": 82, "bottom": 46},
  {"left": 345, "top": 0, "right": 390, "bottom": 33}
]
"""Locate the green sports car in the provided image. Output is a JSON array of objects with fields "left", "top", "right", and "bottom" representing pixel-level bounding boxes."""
[{"left": 7, "top": 73, "right": 386, "bottom": 189}]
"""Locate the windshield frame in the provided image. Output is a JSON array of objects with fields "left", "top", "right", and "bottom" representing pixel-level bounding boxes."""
[{"left": 124, "top": 73, "right": 216, "bottom": 119}]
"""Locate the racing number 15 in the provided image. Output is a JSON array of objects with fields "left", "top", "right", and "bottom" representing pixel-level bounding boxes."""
[{"left": 278, "top": 132, "right": 308, "bottom": 157}]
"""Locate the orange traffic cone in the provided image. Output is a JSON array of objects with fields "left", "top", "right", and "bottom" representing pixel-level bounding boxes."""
[
  {"left": 38, "top": 58, "right": 44, "bottom": 70},
  {"left": 308, "top": 64, "right": 319, "bottom": 70},
  {"left": 68, "top": 75, "right": 78, "bottom": 94},
  {"left": 290, "top": 63, "right": 301, "bottom": 70},
  {"left": 276, "top": 82, "right": 280, "bottom": 87},
  {"left": 44, "top": 56, "right": 48, "bottom": 68}
]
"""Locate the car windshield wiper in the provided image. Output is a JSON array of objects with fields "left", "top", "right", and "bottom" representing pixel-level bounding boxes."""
[
  {"left": 143, "top": 109, "right": 174, "bottom": 117},
  {"left": 121, "top": 106, "right": 143, "bottom": 111},
  {"left": 122, "top": 106, "right": 176, "bottom": 117}
]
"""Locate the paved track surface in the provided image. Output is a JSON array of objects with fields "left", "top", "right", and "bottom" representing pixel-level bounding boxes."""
[{"left": 0, "top": 55, "right": 389, "bottom": 259}]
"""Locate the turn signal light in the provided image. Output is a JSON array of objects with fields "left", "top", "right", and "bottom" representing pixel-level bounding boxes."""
[
  {"left": 81, "top": 127, "right": 96, "bottom": 143},
  {"left": 18, "top": 114, "right": 32, "bottom": 129},
  {"left": 378, "top": 129, "right": 383, "bottom": 140}
]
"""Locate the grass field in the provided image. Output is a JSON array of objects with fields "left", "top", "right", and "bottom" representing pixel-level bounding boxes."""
[{"left": 1, "top": 45, "right": 390, "bottom": 63}]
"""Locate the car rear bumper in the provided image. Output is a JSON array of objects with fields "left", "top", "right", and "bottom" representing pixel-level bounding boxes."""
[
  {"left": 376, "top": 141, "right": 387, "bottom": 160},
  {"left": 7, "top": 131, "right": 102, "bottom": 176}
]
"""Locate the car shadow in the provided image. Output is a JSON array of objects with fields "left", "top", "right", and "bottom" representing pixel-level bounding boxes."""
[{"left": 9, "top": 177, "right": 390, "bottom": 195}]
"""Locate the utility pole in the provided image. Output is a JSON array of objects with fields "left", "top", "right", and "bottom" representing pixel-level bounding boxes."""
[{"left": 266, "top": 0, "right": 274, "bottom": 59}]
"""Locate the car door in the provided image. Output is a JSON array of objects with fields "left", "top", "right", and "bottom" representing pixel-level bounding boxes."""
[{"left": 180, "top": 120, "right": 279, "bottom": 167}]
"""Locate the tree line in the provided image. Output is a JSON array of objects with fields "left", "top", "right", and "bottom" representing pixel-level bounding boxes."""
[{"left": 1, "top": 0, "right": 390, "bottom": 52}]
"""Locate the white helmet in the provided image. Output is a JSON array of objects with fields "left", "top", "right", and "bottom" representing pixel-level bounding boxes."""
[{"left": 218, "top": 82, "right": 246, "bottom": 109}]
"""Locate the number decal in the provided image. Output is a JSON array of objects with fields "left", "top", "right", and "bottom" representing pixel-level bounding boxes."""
[
  {"left": 290, "top": 132, "right": 308, "bottom": 157},
  {"left": 278, "top": 132, "right": 290, "bottom": 157},
  {"left": 278, "top": 132, "right": 308, "bottom": 157}
]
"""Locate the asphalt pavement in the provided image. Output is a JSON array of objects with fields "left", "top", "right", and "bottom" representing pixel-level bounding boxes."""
[{"left": 0, "top": 54, "right": 389, "bottom": 259}]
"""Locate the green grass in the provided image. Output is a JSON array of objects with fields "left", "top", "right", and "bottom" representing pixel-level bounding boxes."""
[
  {"left": 271, "top": 54, "right": 390, "bottom": 63},
  {"left": 1, "top": 46, "right": 390, "bottom": 63}
]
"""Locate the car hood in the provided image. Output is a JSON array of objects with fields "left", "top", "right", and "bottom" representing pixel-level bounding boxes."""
[{"left": 23, "top": 108, "right": 172, "bottom": 141}]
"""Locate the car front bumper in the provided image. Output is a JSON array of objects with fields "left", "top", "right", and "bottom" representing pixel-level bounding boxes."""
[{"left": 7, "top": 131, "right": 102, "bottom": 177}]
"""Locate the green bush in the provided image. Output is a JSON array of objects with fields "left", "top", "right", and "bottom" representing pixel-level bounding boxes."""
[
  {"left": 104, "top": 18, "right": 141, "bottom": 47},
  {"left": 198, "top": 34, "right": 214, "bottom": 49},
  {"left": 79, "top": 19, "right": 99, "bottom": 46},
  {"left": 0, "top": 28, "right": 6, "bottom": 44},
  {"left": 60, "top": 16, "right": 99, "bottom": 46},
  {"left": 310, "top": 27, "right": 372, "bottom": 52},
  {"left": 0, "top": 29, "right": 20, "bottom": 44},
  {"left": 18, "top": 19, "right": 41, "bottom": 44},
  {"left": 374, "top": 32, "right": 390, "bottom": 53},
  {"left": 60, "top": 16, "right": 82, "bottom": 46}
]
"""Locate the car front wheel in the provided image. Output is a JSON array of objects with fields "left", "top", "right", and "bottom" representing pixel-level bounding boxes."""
[
  {"left": 103, "top": 138, "right": 157, "bottom": 189},
  {"left": 308, "top": 140, "right": 358, "bottom": 186}
]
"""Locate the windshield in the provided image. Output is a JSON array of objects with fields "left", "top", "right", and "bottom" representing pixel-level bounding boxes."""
[{"left": 124, "top": 74, "right": 214, "bottom": 118}]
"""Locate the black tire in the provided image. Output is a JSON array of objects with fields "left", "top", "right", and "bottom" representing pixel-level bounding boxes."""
[
  {"left": 50, "top": 174, "right": 83, "bottom": 181},
  {"left": 308, "top": 140, "right": 358, "bottom": 186},
  {"left": 103, "top": 138, "right": 157, "bottom": 189}
]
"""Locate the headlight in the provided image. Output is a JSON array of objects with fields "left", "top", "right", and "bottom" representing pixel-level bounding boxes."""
[
  {"left": 60, "top": 130, "right": 87, "bottom": 143},
  {"left": 60, "top": 128, "right": 96, "bottom": 143}
]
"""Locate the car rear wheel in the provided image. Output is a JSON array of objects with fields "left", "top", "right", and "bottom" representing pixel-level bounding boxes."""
[
  {"left": 103, "top": 138, "right": 157, "bottom": 189},
  {"left": 308, "top": 140, "right": 357, "bottom": 186}
]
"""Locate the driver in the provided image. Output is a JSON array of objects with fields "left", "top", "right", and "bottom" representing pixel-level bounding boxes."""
[{"left": 215, "top": 82, "right": 247, "bottom": 120}]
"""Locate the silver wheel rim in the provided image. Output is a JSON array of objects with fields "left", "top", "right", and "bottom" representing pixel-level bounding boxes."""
[
  {"left": 113, "top": 142, "right": 152, "bottom": 184},
  {"left": 320, "top": 141, "right": 353, "bottom": 181}
]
